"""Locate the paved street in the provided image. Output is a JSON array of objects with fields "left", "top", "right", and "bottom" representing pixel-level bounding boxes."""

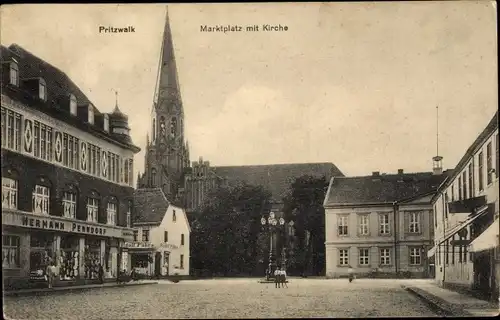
[{"left": 3, "top": 279, "right": 439, "bottom": 319}]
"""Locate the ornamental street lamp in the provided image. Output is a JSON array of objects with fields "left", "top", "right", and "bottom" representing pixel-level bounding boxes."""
[{"left": 261, "top": 212, "right": 289, "bottom": 281}]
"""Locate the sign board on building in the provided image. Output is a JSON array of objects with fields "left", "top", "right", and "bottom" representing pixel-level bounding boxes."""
[
  {"left": 159, "top": 242, "right": 179, "bottom": 250},
  {"left": 2, "top": 210, "right": 130, "bottom": 240},
  {"left": 123, "top": 241, "right": 155, "bottom": 249}
]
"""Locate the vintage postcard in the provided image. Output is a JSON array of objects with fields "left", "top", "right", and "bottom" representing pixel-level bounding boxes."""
[{"left": 1, "top": 2, "right": 498, "bottom": 319}]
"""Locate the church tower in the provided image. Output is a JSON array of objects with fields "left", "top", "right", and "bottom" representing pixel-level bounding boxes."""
[{"left": 138, "top": 7, "right": 189, "bottom": 202}]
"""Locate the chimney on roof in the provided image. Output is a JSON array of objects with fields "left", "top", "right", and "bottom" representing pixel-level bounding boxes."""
[{"left": 398, "top": 169, "right": 404, "bottom": 175}]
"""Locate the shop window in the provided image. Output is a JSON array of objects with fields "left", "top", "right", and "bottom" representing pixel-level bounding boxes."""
[
  {"left": 59, "top": 235, "right": 79, "bottom": 280},
  {"left": 84, "top": 239, "right": 101, "bottom": 280},
  {"left": 87, "top": 197, "right": 99, "bottom": 223},
  {"left": 2, "top": 235, "right": 20, "bottom": 268},
  {"left": 32, "top": 184, "right": 50, "bottom": 215},
  {"left": 2, "top": 177, "right": 18, "bottom": 209},
  {"left": 107, "top": 198, "right": 117, "bottom": 226},
  {"left": 62, "top": 191, "right": 77, "bottom": 219},
  {"left": 131, "top": 253, "right": 149, "bottom": 268},
  {"left": 30, "top": 232, "right": 54, "bottom": 280},
  {"left": 142, "top": 229, "right": 150, "bottom": 242}
]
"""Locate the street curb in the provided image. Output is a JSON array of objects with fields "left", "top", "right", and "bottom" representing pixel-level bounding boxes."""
[
  {"left": 4, "top": 281, "right": 159, "bottom": 297},
  {"left": 402, "top": 285, "right": 471, "bottom": 317}
]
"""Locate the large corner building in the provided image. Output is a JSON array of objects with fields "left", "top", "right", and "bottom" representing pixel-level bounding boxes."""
[{"left": 1, "top": 44, "right": 140, "bottom": 289}]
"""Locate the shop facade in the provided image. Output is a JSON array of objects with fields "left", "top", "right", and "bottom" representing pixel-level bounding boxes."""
[
  {"left": 2, "top": 209, "right": 134, "bottom": 286},
  {"left": 124, "top": 241, "right": 181, "bottom": 277}
]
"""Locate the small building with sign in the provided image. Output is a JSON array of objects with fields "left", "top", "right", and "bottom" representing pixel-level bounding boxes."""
[
  {"left": 1, "top": 44, "right": 140, "bottom": 289},
  {"left": 123, "top": 188, "right": 190, "bottom": 277}
]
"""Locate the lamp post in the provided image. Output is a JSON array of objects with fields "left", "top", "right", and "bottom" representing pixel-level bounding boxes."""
[{"left": 261, "top": 212, "right": 288, "bottom": 281}]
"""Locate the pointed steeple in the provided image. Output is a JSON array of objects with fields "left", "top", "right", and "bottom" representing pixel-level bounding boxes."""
[{"left": 154, "top": 6, "right": 182, "bottom": 107}]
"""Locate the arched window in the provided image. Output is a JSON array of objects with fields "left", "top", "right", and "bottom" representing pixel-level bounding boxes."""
[
  {"left": 62, "top": 184, "right": 78, "bottom": 219},
  {"left": 32, "top": 176, "right": 51, "bottom": 215},
  {"left": 152, "top": 119, "right": 156, "bottom": 141},
  {"left": 151, "top": 168, "right": 157, "bottom": 187},
  {"left": 2, "top": 168, "right": 19, "bottom": 209},
  {"left": 86, "top": 190, "right": 100, "bottom": 223},
  {"left": 170, "top": 117, "right": 177, "bottom": 136},
  {"left": 159, "top": 116, "right": 166, "bottom": 137}
]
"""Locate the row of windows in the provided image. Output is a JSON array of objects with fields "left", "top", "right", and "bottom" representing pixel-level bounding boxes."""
[
  {"left": 2, "top": 177, "right": 132, "bottom": 227},
  {"left": 1, "top": 107, "right": 134, "bottom": 187},
  {"left": 337, "top": 212, "right": 421, "bottom": 236},
  {"left": 337, "top": 247, "right": 422, "bottom": 267},
  {"left": 131, "top": 229, "right": 186, "bottom": 246}
]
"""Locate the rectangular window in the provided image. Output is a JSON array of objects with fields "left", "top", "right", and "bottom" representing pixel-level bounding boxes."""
[
  {"left": 164, "top": 231, "right": 168, "bottom": 243},
  {"left": 40, "top": 125, "right": 46, "bottom": 160},
  {"left": 39, "top": 82, "right": 46, "bottom": 100},
  {"left": 86, "top": 198, "right": 99, "bottom": 223},
  {"left": 445, "top": 240, "right": 449, "bottom": 264},
  {"left": 142, "top": 229, "right": 149, "bottom": 242},
  {"left": 1, "top": 108, "right": 6, "bottom": 148},
  {"left": 487, "top": 142, "right": 493, "bottom": 185},
  {"left": 126, "top": 203, "right": 132, "bottom": 228},
  {"left": 124, "top": 160, "right": 129, "bottom": 184},
  {"left": 129, "top": 159, "right": 134, "bottom": 187},
  {"left": 379, "top": 213, "right": 390, "bottom": 235},
  {"left": 107, "top": 202, "right": 117, "bottom": 226},
  {"left": 92, "top": 145, "right": 97, "bottom": 176},
  {"left": 172, "top": 210, "right": 177, "bottom": 222},
  {"left": 2, "top": 177, "right": 18, "bottom": 209},
  {"left": 62, "top": 192, "right": 76, "bottom": 219},
  {"left": 409, "top": 212, "right": 421, "bottom": 233},
  {"left": 458, "top": 176, "right": 462, "bottom": 201},
  {"left": 63, "top": 134, "right": 68, "bottom": 166},
  {"left": 380, "top": 248, "right": 391, "bottom": 265},
  {"left": 133, "top": 230, "right": 138, "bottom": 242},
  {"left": 358, "top": 215, "right": 369, "bottom": 235},
  {"left": 2, "top": 235, "right": 20, "bottom": 268},
  {"left": 73, "top": 138, "right": 79, "bottom": 170},
  {"left": 46, "top": 127, "right": 52, "bottom": 162},
  {"left": 462, "top": 171, "right": 467, "bottom": 199},
  {"left": 180, "top": 254, "right": 184, "bottom": 269},
  {"left": 7, "top": 110, "right": 14, "bottom": 149},
  {"left": 34, "top": 121, "right": 40, "bottom": 158},
  {"left": 338, "top": 249, "right": 349, "bottom": 266},
  {"left": 451, "top": 235, "right": 455, "bottom": 265},
  {"left": 409, "top": 247, "right": 421, "bottom": 265},
  {"left": 358, "top": 248, "right": 369, "bottom": 266},
  {"left": 14, "top": 114, "right": 21, "bottom": 151},
  {"left": 181, "top": 234, "right": 185, "bottom": 246},
  {"left": 68, "top": 136, "right": 74, "bottom": 169},
  {"left": 9, "top": 64, "right": 18, "bottom": 86},
  {"left": 32, "top": 184, "right": 50, "bottom": 214},
  {"left": 338, "top": 216, "right": 348, "bottom": 236},
  {"left": 451, "top": 184, "right": 455, "bottom": 202},
  {"left": 468, "top": 163, "right": 474, "bottom": 197},
  {"left": 96, "top": 148, "right": 101, "bottom": 177},
  {"left": 478, "top": 152, "right": 484, "bottom": 191},
  {"left": 87, "top": 144, "right": 92, "bottom": 174}
]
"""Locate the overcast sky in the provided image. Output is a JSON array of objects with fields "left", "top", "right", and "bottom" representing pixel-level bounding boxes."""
[{"left": 1, "top": 2, "right": 497, "bottom": 181}]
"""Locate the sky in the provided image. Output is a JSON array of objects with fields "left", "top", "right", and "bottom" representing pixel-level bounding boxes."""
[{"left": 1, "top": 2, "right": 497, "bottom": 181}]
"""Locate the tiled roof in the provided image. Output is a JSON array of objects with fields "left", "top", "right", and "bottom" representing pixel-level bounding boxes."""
[
  {"left": 133, "top": 188, "right": 170, "bottom": 224},
  {"left": 0, "top": 44, "right": 140, "bottom": 152},
  {"left": 324, "top": 170, "right": 451, "bottom": 206},
  {"left": 213, "top": 162, "right": 344, "bottom": 202}
]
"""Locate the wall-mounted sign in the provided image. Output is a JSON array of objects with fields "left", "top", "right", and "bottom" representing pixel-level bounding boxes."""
[
  {"left": 2, "top": 210, "right": 129, "bottom": 239},
  {"left": 159, "top": 242, "right": 179, "bottom": 250},
  {"left": 123, "top": 241, "right": 155, "bottom": 249}
]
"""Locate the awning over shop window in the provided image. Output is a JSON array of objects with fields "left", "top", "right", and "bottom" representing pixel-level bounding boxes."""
[
  {"left": 469, "top": 219, "right": 499, "bottom": 253},
  {"left": 427, "top": 245, "right": 437, "bottom": 258},
  {"left": 436, "top": 205, "right": 489, "bottom": 246}
]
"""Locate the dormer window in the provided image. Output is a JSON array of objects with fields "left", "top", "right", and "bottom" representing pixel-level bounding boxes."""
[
  {"left": 103, "top": 114, "right": 109, "bottom": 132},
  {"left": 9, "top": 62, "right": 19, "bottom": 86},
  {"left": 88, "top": 105, "right": 94, "bottom": 124},
  {"left": 69, "top": 94, "right": 77, "bottom": 116},
  {"left": 39, "top": 79, "right": 47, "bottom": 101}
]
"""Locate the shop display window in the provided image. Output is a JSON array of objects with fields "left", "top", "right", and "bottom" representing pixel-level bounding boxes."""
[
  {"left": 30, "top": 232, "right": 54, "bottom": 280},
  {"left": 84, "top": 239, "right": 101, "bottom": 280},
  {"left": 59, "top": 235, "right": 79, "bottom": 280},
  {"left": 2, "top": 235, "right": 20, "bottom": 269}
]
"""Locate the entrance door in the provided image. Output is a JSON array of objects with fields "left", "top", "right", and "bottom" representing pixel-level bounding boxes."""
[
  {"left": 475, "top": 252, "right": 492, "bottom": 298},
  {"left": 155, "top": 252, "right": 162, "bottom": 279}
]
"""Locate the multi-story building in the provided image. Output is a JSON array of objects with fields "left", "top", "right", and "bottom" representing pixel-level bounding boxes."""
[
  {"left": 429, "top": 111, "right": 498, "bottom": 300},
  {"left": 1, "top": 43, "right": 140, "bottom": 289},
  {"left": 124, "top": 188, "right": 190, "bottom": 277},
  {"left": 323, "top": 167, "right": 449, "bottom": 279}
]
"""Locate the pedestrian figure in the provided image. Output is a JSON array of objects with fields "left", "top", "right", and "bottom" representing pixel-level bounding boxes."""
[
  {"left": 46, "top": 261, "right": 55, "bottom": 289},
  {"left": 98, "top": 263, "right": 104, "bottom": 284},
  {"left": 281, "top": 268, "right": 288, "bottom": 288},
  {"left": 274, "top": 268, "right": 280, "bottom": 288},
  {"left": 348, "top": 265, "right": 355, "bottom": 283}
]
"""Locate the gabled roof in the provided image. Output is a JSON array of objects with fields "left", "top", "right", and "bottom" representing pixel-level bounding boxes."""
[
  {"left": 133, "top": 188, "right": 170, "bottom": 224},
  {"left": 324, "top": 170, "right": 451, "bottom": 206},
  {"left": 213, "top": 162, "right": 343, "bottom": 202}
]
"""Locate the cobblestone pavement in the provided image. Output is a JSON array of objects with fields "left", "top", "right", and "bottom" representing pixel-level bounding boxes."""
[{"left": 3, "top": 278, "right": 439, "bottom": 319}]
